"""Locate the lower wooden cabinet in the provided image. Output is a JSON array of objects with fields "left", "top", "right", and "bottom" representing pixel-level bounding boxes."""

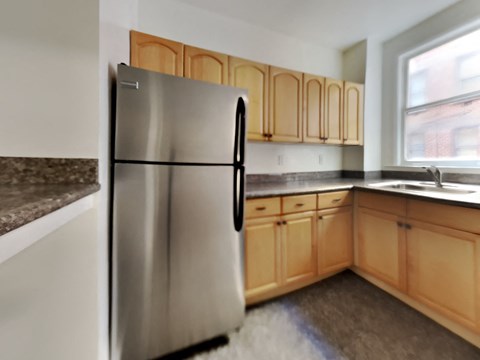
[
  {"left": 318, "top": 207, "right": 353, "bottom": 275},
  {"left": 244, "top": 211, "right": 316, "bottom": 303},
  {"left": 407, "top": 220, "right": 480, "bottom": 331},
  {"left": 282, "top": 211, "right": 317, "bottom": 285},
  {"left": 355, "top": 191, "right": 480, "bottom": 340},
  {"left": 244, "top": 216, "right": 282, "bottom": 298},
  {"left": 356, "top": 207, "right": 407, "bottom": 291}
]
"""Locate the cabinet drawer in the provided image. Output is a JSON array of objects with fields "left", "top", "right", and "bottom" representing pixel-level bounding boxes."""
[
  {"left": 246, "top": 197, "right": 281, "bottom": 218},
  {"left": 407, "top": 199, "right": 480, "bottom": 234},
  {"left": 357, "top": 191, "right": 406, "bottom": 216},
  {"left": 282, "top": 194, "right": 316, "bottom": 213},
  {"left": 317, "top": 191, "right": 352, "bottom": 209}
]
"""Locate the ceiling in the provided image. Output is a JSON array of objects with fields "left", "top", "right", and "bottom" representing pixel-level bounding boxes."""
[{"left": 175, "top": 0, "right": 460, "bottom": 50}]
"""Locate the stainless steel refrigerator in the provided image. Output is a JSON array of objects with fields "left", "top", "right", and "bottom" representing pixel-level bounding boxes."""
[{"left": 111, "top": 64, "right": 247, "bottom": 360}]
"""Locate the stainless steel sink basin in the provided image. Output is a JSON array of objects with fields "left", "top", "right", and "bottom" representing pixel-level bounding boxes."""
[{"left": 368, "top": 181, "right": 477, "bottom": 195}]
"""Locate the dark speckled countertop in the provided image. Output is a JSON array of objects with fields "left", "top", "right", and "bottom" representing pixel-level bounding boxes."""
[
  {"left": 246, "top": 177, "right": 480, "bottom": 209},
  {"left": 0, "top": 157, "right": 100, "bottom": 236}
]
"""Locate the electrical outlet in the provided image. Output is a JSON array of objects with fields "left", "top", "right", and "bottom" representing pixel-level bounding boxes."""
[
  {"left": 318, "top": 154, "right": 323, "bottom": 165},
  {"left": 277, "top": 155, "right": 284, "bottom": 166}
]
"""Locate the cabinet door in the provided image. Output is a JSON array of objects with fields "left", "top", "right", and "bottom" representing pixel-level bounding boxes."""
[
  {"left": 269, "top": 66, "right": 303, "bottom": 143},
  {"left": 229, "top": 57, "right": 269, "bottom": 141},
  {"left": 343, "top": 82, "right": 364, "bottom": 145},
  {"left": 324, "top": 78, "right": 343, "bottom": 144},
  {"left": 318, "top": 207, "right": 353, "bottom": 274},
  {"left": 184, "top": 46, "right": 228, "bottom": 85},
  {"left": 303, "top": 74, "right": 325, "bottom": 144},
  {"left": 130, "top": 31, "right": 184, "bottom": 76},
  {"left": 282, "top": 211, "right": 316, "bottom": 285},
  {"left": 357, "top": 207, "right": 407, "bottom": 291},
  {"left": 244, "top": 216, "right": 282, "bottom": 299},
  {"left": 407, "top": 220, "right": 480, "bottom": 331}
]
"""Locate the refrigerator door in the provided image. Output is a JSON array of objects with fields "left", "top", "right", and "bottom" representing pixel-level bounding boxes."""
[
  {"left": 115, "top": 64, "right": 247, "bottom": 165},
  {"left": 111, "top": 163, "right": 245, "bottom": 360}
]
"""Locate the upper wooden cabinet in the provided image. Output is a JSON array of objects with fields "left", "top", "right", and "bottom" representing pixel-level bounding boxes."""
[
  {"left": 129, "top": 31, "right": 365, "bottom": 146},
  {"left": 229, "top": 57, "right": 269, "bottom": 141},
  {"left": 343, "top": 82, "right": 364, "bottom": 145},
  {"left": 184, "top": 46, "right": 229, "bottom": 85},
  {"left": 303, "top": 74, "right": 325, "bottom": 144},
  {"left": 269, "top": 66, "right": 303, "bottom": 143},
  {"left": 130, "top": 31, "right": 184, "bottom": 76},
  {"left": 324, "top": 78, "right": 344, "bottom": 144}
]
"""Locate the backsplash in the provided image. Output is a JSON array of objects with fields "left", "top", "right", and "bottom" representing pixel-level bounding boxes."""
[{"left": 0, "top": 157, "right": 98, "bottom": 185}]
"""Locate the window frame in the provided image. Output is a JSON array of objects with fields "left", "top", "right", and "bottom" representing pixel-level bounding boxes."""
[{"left": 397, "top": 23, "right": 480, "bottom": 168}]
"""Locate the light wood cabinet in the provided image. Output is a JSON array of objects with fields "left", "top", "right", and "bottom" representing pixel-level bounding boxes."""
[
  {"left": 229, "top": 57, "right": 269, "bottom": 141},
  {"left": 269, "top": 66, "right": 303, "bottom": 143},
  {"left": 184, "top": 46, "right": 229, "bottom": 85},
  {"left": 324, "top": 78, "right": 344, "bottom": 144},
  {"left": 356, "top": 191, "right": 407, "bottom": 291},
  {"left": 343, "top": 82, "right": 364, "bottom": 145},
  {"left": 303, "top": 74, "right": 325, "bottom": 144},
  {"left": 407, "top": 220, "right": 480, "bottom": 331},
  {"left": 357, "top": 207, "right": 407, "bottom": 291},
  {"left": 244, "top": 216, "right": 282, "bottom": 299},
  {"left": 355, "top": 191, "right": 480, "bottom": 339},
  {"left": 130, "top": 31, "right": 184, "bottom": 76},
  {"left": 130, "top": 31, "right": 365, "bottom": 146},
  {"left": 318, "top": 207, "right": 353, "bottom": 274},
  {"left": 282, "top": 211, "right": 317, "bottom": 285}
]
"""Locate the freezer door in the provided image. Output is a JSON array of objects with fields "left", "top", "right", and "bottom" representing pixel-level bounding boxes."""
[
  {"left": 115, "top": 64, "right": 247, "bottom": 165},
  {"left": 111, "top": 163, "right": 245, "bottom": 360}
]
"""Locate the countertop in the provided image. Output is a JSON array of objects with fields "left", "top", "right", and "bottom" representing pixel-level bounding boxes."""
[
  {"left": 0, "top": 183, "right": 100, "bottom": 236},
  {"left": 246, "top": 178, "right": 480, "bottom": 209}
]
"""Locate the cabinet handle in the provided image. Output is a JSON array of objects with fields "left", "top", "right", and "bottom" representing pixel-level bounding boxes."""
[
  {"left": 295, "top": 203, "right": 304, "bottom": 207},
  {"left": 268, "top": 134, "right": 273, "bottom": 138},
  {"left": 255, "top": 206, "right": 266, "bottom": 211},
  {"left": 397, "top": 221, "right": 404, "bottom": 227},
  {"left": 263, "top": 133, "right": 268, "bottom": 138},
  {"left": 332, "top": 198, "right": 341, "bottom": 203},
  {"left": 318, "top": 216, "right": 323, "bottom": 220},
  {"left": 282, "top": 220, "right": 287, "bottom": 225},
  {"left": 276, "top": 221, "right": 282, "bottom": 226},
  {"left": 405, "top": 224, "right": 412, "bottom": 230}
]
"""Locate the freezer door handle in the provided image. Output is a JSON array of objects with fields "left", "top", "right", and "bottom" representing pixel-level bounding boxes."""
[
  {"left": 233, "top": 165, "right": 245, "bottom": 232},
  {"left": 233, "top": 97, "right": 246, "bottom": 166}
]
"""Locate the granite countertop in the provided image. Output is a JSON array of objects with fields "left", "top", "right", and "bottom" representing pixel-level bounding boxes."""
[
  {"left": 0, "top": 157, "right": 100, "bottom": 237},
  {"left": 0, "top": 183, "right": 100, "bottom": 236},
  {"left": 246, "top": 178, "right": 480, "bottom": 209}
]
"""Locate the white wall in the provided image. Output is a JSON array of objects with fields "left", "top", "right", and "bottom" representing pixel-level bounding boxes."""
[
  {"left": 363, "top": 38, "right": 383, "bottom": 171},
  {"left": 0, "top": 0, "right": 99, "bottom": 158},
  {"left": 99, "top": 0, "right": 138, "bottom": 358},
  {"left": 382, "top": 0, "right": 480, "bottom": 168},
  {"left": 0, "top": 209, "right": 98, "bottom": 360},
  {"left": 138, "top": 0, "right": 344, "bottom": 174}
]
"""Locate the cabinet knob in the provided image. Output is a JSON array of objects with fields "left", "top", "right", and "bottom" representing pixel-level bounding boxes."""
[
  {"left": 282, "top": 220, "right": 287, "bottom": 225},
  {"left": 405, "top": 224, "right": 412, "bottom": 230},
  {"left": 276, "top": 221, "right": 282, "bottom": 226},
  {"left": 397, "top": 221, "right": 403, "bottom": 227},
  {"left": 318, "top": 216, "right": 323, "bottom": 220},
  {"left": 267, "top": 134, "right": 273, "bottom": 138}
]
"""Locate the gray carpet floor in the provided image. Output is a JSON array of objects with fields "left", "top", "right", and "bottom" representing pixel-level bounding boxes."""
[{"left": 190, "top": 271, "right": 480, "bottom": 360}]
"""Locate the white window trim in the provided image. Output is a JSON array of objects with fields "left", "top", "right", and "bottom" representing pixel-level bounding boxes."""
[{"left": 396, "top": 20, "right": 480, "bottom": 169}]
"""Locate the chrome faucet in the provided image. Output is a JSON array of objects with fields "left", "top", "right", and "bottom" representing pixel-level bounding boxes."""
[{"left": 423, "top": 166, "right": 442, "bottom": 187}]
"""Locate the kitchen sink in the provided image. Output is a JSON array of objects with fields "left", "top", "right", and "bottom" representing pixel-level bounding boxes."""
[{"left": 368, "top": 181, "right": 477, "bottom": 195}]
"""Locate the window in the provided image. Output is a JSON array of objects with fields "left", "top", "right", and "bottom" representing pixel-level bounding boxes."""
[{"left": 402, "top": 27, "right": 480, "bottom": 164}]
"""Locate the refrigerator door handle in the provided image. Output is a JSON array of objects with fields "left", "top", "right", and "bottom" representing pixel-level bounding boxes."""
[
  {"left": 233, "top": 97, "right": 246, "bottom": 165},
  {"left": 233, "top": 165, "right": 245, "bottom": 232}
]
